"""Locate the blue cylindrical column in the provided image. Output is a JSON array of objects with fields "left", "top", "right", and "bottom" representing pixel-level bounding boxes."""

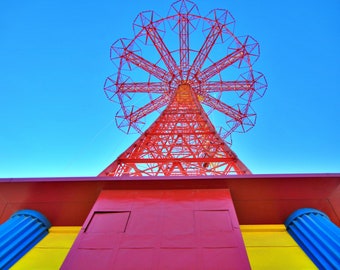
[
  {"left": 285, "top": 208, "right": 340, "bottom": 270},
  {"left": 0, "top": 209, "right": 51, "bottom": 269}
]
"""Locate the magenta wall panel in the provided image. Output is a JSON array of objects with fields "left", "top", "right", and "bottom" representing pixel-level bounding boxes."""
[{"left": 61, "top": 189, "right": 250, "bottom": 269}]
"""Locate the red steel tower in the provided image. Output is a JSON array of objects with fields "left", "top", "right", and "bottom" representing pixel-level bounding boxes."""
[
  {"left": 100, "top": 0, "right": 267, "bottom": 176},
  {"left": 2, "top": 2, "right": 339, "bottom": 270}
]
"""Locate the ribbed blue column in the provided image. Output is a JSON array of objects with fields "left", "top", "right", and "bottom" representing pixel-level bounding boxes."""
[
  {"left": 0, "top": 209, "right": 51, "bottom": 270},
  {"left": 285, "top": 208, "right": 340, "bottom": 270}
]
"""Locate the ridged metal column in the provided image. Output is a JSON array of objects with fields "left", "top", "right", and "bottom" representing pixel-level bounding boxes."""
[
  {"left": 285, "top": 208, "right": 340, "bottom": 270},
  {"left": 0, "top": 209, "right": 51, "bottom": 269}
]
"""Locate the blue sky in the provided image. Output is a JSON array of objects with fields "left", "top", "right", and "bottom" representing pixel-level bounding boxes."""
[{"left": 1, "top": 0, "right": 339, "bottom": 178}]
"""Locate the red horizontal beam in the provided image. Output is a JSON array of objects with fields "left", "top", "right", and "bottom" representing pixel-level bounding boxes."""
[
  {"left": 0, "top": 174, "right": 339, "bottom": 226},
  {"left": 117, "top": 157, "right": 238, "bottom": 163}
]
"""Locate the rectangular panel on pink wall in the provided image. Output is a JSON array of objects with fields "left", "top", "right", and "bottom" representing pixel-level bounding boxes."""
[{"left": 61, "top": 189, "right": 250, "bottom": 269}]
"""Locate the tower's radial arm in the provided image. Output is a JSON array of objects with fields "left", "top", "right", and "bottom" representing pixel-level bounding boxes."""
[
  {"left": 179, "top": 14, "right": 190, "bottom": 75},
  {"left": 201, "top": 94, "right": 245, "bottom": 122},
  {"left": 187, "top": 21, "right": 223, "bottom": 80},
  {"left": 144, "top": 24, "right": 179, "bottom": 75},
  {"left": 123, "top": 50, "right": 170, "bottom": 81},
  {"left": 124, "top": 95, "right": 170, "bottom": 124},
  {"left": 117, "top": 82, "right": 168, "bottom": 94},
  {"left": 202, "top": 81, "right": 253, "bottom": 92},
  {"left": 197, "top": 48, "right": 245, "bottom": 82}
]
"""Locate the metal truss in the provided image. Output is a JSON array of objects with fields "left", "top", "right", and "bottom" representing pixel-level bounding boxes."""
[{"left": 101, "top": 0, "right": 267, "bottom": 176}]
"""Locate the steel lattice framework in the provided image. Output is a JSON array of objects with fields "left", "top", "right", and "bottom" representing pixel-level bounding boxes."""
[{"left": 100, "top": 0, "right": 267, "bottom": 176}]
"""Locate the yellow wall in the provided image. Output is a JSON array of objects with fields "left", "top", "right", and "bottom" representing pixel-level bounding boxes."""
[
  {"left": 241, "top": 225, "right": 317, "bottom": 270},
  {"left": 12, "top": 225, "right": 316, "bottom": 269},
  {"left": 11, "top": 226, "right": 81, "bottom": 270}
]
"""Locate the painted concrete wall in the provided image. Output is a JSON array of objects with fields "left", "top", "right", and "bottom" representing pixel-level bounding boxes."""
[
  {"left": 12, "top": 225, "right": 316, "bottom": 269},
  {"left": 11, "top": 227, "right": 80, "bottom": 270},
  {"left": 241, "top": 225, "right": 317, "bottom": 269}
]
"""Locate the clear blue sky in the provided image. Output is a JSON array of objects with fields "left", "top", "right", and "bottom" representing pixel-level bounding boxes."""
[{"left": 1, "top": 0, "right": 339, "bottom": 177}]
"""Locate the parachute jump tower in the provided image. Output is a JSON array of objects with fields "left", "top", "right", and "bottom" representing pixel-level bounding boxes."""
[
  {"left": 100, "top": 0, "right": 267, "bottom": 177},
  {"left": 2, "top": 1, "right": 339, "bottom": 269},
  {"left": 62, "top": 1, "right": 270, "bottom": 269}
]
